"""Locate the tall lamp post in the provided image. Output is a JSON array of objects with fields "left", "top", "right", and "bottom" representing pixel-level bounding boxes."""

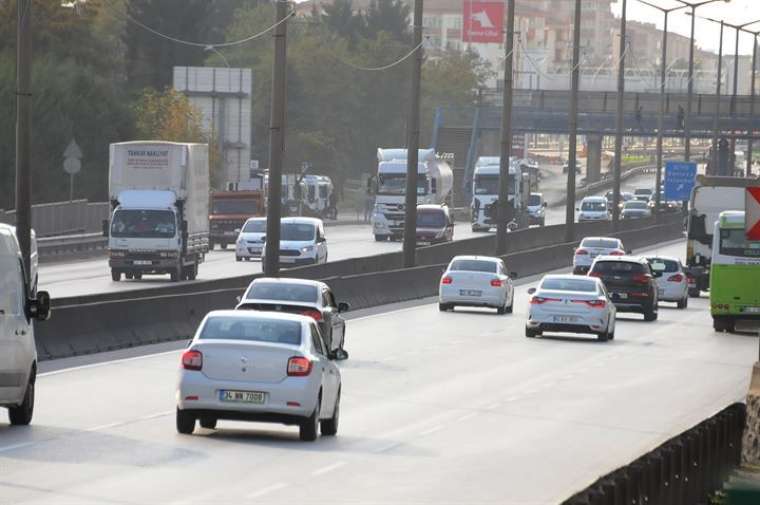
[
  {"left": 612, "top": 0, "right": 627, "bottom": 230},
  {"left": 674, "top": 0, "right": 732, "bottom": 162},
  {"left": 740, "top": 27, "right": 760, "bottom": 176},
  {"left": 635, "top": 0, "right": 688, "bottom": 220}
]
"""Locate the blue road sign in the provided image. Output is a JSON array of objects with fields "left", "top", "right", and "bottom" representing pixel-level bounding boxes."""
[{"left": 664, "top": 161, "right": 697, "bottom": 201}]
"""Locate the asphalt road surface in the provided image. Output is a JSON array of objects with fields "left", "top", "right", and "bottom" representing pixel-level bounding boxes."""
[{"left": 2, "top": 239, "right": 756, "bottom": 505}]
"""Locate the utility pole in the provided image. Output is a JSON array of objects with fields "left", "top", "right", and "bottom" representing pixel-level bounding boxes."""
[
  {"left": 742, "top": 29, "right": 759, "bottom": 176},
  {"left": 612, "top": 0, "right": 627, "bottom": 230},
  {"left": 564, "top": 0, "right": 581, "bottom": 242},
  {"left": 711, "top": 21, "right": 724, "bottom": 173},
  {"left": 15, "top": 0, "right": 32, "bottom": 285},
  {"left": 402, "top": 0, "right": 424, "bottom": 268},
  {"left": 496, "top": 0, "right": 516, "bottom": 255},
  {"left": 263, "top": 0, "right": 289, "bottom": 277}
]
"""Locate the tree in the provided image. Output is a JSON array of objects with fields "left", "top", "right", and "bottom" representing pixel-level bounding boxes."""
[
  {"left": 321, "top": 0, "right": 365, "bottom": 44},
  {"left": 134, "top": 87, "right": 206, "bottom": 142},
  {"left": 364, "top": 0, "right": 410, "bottom": 42}
]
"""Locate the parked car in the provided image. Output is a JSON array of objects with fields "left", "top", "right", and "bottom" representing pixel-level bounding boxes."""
[
  {"left": 0, "top": 224, "right": 51, "bottom": 426},
  {"left": 646, "top": 256, "right": 689, "bottom": 309},
  {"left": 176, "top": 310, "right": 341, "bottom": 441},
  {"left": 235, "top": 217, "right": 266, "bottom": 261},
  {"left": 527, "top": 193, "right": 547, "bottom": 226},
  {"left": 416, "top": 204, "right": 454, "bottom": 244},
  {"left": 588, "top": 255, "right": 658, "bottom": 321},
  {"left": 261, "top": 217, "right": 328, "bottom": 266},
  {"left": 525, "top": 274, "right": 616, "bottom": 341},
  {"left": 573, "top": 237, "right": 626, "bottom": 275},
  {"left": 438, "top": 255, "right": 516, "bottom": 314},
  {"left": 621, "top": 200, "right": 652, "bottom": 220},
  {"left": 577, "top": 196, "right": 610, "bottom": 222}
]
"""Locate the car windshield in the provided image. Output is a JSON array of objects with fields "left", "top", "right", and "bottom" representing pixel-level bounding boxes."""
[
  {"left": 212, "top": 199, "right": 259, "bottom": 215},
  {"left": 449, "top": 259, "right": 497, "bottom": 273},
  {"left": 581, "top": 201, "right": 606, "bottom": 211},
  {"left": 110, "top": 209, "right": 175, "bottom": 238},
  {"left": 625, "top": 201, "right": 648, "bottom": 210},
  {"left": 247, "top": 282, "right": 319, "bottom": 303},
  {"left": 635, "top": 189, "right": 652, "bottom": 196},
  {"left": 591, "top": 261, "right": 647, "bottom": 274},
  {"left": 581, "top": 238, "right": 619, "bottom": 249},
  {"left": 378, "top": 173, "right": 428, "bottom": 196},
  {"left": 474, "top": 174, "right": 499, "bottom": 195},
  {"left": 541, "top": 278, "right": 597, "bottom": 292},
  {"left": 281, "top": 223, "right": 316, "bottom": 241},
  {"left": 528, "top": 194, "right": 541, "bottom": 206},
  {"left": 242, "top": 220, "right": 266, "bottom": 233},
  {"left": 417, "top": 210, "right": 446, "bottom": 228},
  {"left": 199, "top": 316, "right": 302, "bottom": 345},
  {"left": 647, "top": 258, "right": 679, "bottom": 273}
]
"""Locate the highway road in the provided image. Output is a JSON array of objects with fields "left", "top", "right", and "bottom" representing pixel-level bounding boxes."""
[
  {"left": 37, "top": 171, "right": 655, "bottom": 299},
  {"left": 3, "top": 240, "right": 756, "bottom": 505}
]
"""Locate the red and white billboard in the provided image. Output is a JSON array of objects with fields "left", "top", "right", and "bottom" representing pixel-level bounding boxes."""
[{"left": 463, "top": 1, "right": 504, "bottom": 44}]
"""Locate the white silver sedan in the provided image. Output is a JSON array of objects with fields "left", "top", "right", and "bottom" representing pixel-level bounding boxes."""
[
  {"left": 438, "top": 255, "right": 516, "bottom": 314},
  {"left": 525, "top": 274, "right": 616, "bottom": 341},
  {"left": 176, "top": 310, "right": 341, "bottom": 441},
  {"left": 647, "top": 256, "right": 689, "bottom": 309}
]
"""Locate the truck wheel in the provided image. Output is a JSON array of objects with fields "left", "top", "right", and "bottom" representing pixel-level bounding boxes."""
[
  {"left": 133, "top": 272, "right": 142, "bottom": 280},
  {"left": 111, "top": 269, "right": 121, "bottom": 282},
  {"left": 187, "top": 264, "right": 198, "bottom": 281},
  {"left": 688, "top": 287, "right": 700, "bottom": 298},
  {"left": 713, "top": 317, "right": 736, "bottom": 333},
  {"left": 125, "top": 272, "right": 134, "bottom": 280},
  {"left": 209, "top": 241, "right": 215, "bottom": 250},
  {"left": 374, "top": 234, "right": 387, "bottom": 242},
  {"left": 220, "top": 242, "right": 228, "bottom": 250},
  {"left": 170, "top": 267, "right": 181, "bottom": 282}
]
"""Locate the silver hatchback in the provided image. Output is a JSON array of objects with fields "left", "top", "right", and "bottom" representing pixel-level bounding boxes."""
[{"left": 176, "top": 310, "right": 342, "bottom": 441}]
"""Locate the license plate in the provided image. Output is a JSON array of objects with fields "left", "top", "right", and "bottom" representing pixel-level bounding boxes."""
[
  {"left": 553, "top": 315, "right": 578, "bottom": 323},
  {"left": 743, "top": 307, "right": 760, "bottom": 314},
  {"left": 459, "top": 289, "right": 482, "bottom": 297},
  {"left": 133, "top": 260, "right": 152, "bottom": 265},
  {"left": 613, "top": 292, "right": 628, "bottom": 300},
  {"left": 220, "top": 390, "right": 265, "bottom": 404}
]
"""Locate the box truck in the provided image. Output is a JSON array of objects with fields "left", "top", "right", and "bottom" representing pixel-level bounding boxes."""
[{"left": 105, "top": 141, "right": 210, "bottom": 282}]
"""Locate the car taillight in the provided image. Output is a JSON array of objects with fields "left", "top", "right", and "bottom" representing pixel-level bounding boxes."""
[
  {"left": 667, "top": 273, "right": 684, "bottom": 282},
  {"left": 609, "top": 250, "right": 625, "bottom": 256},
  {"left": 585, "top": 299, "right": 606, "bottom": 309},
  {"left": 530, "top": 296, "right": 559, "bottom": 304},
  {"left": 441, "top": 276, "right": 453, "bottom": 285},
  {"left": 575, "top": 249, "right": 588, "bottom": 255},
  {"left": 588, "top": 271, "right": 602, "bottom": 278},
  {"left": 287, "top": 356, "right": 312, "bottom": 377},
  {"left": 300, "top": 309, "right": 323, "bottom": 322},
  {"left": 182, "top": 350, "right": 203, "bottom": 371},
  {"left": 490, "top": 279, "right": 502, "bottom": 287},
  {"left": 633, "top": 274, "right": 652, "bottom": 284}
]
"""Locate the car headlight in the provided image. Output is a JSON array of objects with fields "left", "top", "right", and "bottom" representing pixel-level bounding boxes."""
[{"left": 301, "top": 245, "right": 314, "bottom": 253}]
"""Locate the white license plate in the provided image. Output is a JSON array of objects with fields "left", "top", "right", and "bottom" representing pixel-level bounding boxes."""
[
  {"left": 743, "top": 307, "right": 760, "bottom": 314},
  {"left": 613, "top": 292, "right": 628, "bottom": 300},
  {"left": 133, "top": 260, "right": 152, "bottom": 265},
  {"left": 553, "top": 315, "right": 579, "bottom": 323},
  {"left": 460, "top": 289, "right": 482, "bottom": 297},
  {"left": 220, "top": 390, "right": 265, "bottom": 404}
]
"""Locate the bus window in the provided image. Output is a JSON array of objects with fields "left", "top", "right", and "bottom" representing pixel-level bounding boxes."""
[{"left": 719, "top": 229, "right": 760, "bottom": 258}]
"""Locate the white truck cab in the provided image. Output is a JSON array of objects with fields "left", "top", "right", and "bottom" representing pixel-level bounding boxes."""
[
  {"left": 470, "top": 156, "right": 520, "bottom": 232},
  {"left": 0, "top": 224, "right": 51, "bottom": 426}
]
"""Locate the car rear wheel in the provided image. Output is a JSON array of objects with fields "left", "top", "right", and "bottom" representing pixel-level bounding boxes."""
[
  {"left": 677, "top": 297, "right": 688, "bottom": 309},
  {"left": 111, "top": 269, "right": 121, "bottom": 282},
  {"left": 320, "top": 391, "right": 340, "bottom": 437},
  {"left": 643, "top": 305, "right": 658, "bottom": 322},
  {"left": 438, "top": 303, "right": 452, "bottom": 312},
  {"left": 597, "top": 332, "right": 609, "bottom": 342},
  {"left": 525, "top": 327, "right": 538, "bottom": 338},
  {"left": 8, "top": 370, "right": 35, "bottom": 426},
  {"left": 176, "top": 408, "right": 195, "bottom": 434},
  {"left": 236, "top": 256, "right": 242, "bottom": 262},
  {"left": 300, "top": 398, "right": 321, "bottom": 442},
  {"left": 200, "top": 417, "right": 217, "bottom": 430}
]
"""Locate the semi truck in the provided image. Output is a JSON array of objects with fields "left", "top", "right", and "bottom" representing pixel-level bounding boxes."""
[
  {"left": 209, "top": 190, "right": 264, "bottom": 250},
  {"left": 371, "top": 148, "right": 453, "bottom": 241},
  {"left": 105, "top": 141, "right": 210, "bottom": 282},
  {"left": 686, "top": 175, "right": 757, "bottom": 296},
  {"left": 470, "top": 156, "right": 522, "bottom": 232}
]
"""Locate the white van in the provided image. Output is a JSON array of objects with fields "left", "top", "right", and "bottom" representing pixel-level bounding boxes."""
[
  {"left": 261, "top": 217, "right": 328, "bottom": 266},
  {"left": 577, "top": 196, "right": 610, "bottom": 222},
  {"left": 0, "top": 224, "right": 51, "bottom": 425}
]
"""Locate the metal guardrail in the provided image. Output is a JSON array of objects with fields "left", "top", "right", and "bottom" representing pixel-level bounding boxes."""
[{"left": 38, "top": 232, "right": 107, "bottom": 260}]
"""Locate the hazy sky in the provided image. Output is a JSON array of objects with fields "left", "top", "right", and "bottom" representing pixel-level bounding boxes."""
[{"left": 612, "top": 0, "right": 760, "bottom": 56}]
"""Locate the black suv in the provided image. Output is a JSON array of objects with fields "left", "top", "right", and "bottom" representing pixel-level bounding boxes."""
[{"left": 588, "top": 256, "right": 658, "bottom": 321}]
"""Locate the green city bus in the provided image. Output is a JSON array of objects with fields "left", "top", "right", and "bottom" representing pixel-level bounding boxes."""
[{"left": 710, "top": 211, "right": 760, "bottom": 333}]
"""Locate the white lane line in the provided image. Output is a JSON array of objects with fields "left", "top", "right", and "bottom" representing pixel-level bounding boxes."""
[
  {"left": 484, "top": 402, "right": 501, "bottom": 410},
  {"left": 138, "top": 410, "right": 174, "bottom": 421},
  {"left": 311, "top": 461, "right": 346, "bottom": 476},
  {"left": 373, "top": 440, "right": 403, "bottom": 453},
  {"left": 419, "top": 425, "right": 444, "bottom": 436},
  {"left": 39, "top": 349, "right": 180, "bottom": 377},
  {"left": 85, "top": 421, "right": 126, "bottom": 432},
  {"left": 456, "top": 412, "right": 478, "bottom": 423},
  {"left": 247, "top": 482, "right": 288, "bottom": 499},
  {"left": 0, "top": 441, "right": 36, "bottom": 453},
  {"left": 504, "top": 396, "right": 522, "bottom": 402}
]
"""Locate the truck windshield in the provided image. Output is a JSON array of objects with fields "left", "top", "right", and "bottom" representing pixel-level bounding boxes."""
[
  {"left": 212, "top": 199, "right": 259, "bottom": 215},
  {"left": 474, "top": 174, "right": 498, "bottom": 195},
  {"left": 719, "top": 229, "right": 760, "bottom": 258},
  {"left": 378, "top": 174, "right": 428, "bottom": 196},
  {"left": 417, "top": 210, "right": 446, "bottom": 228},
  {"left": 281, "top": 223, "right": 316, "bottom": 241},
  {"left": 111, "top": 209, "right": 176, "bottom": 238}
]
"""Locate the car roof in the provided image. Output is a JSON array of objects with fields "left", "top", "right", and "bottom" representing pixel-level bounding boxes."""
[
  {"left": 582, "top": 195, "right": 607, "bottom": 201},
  {"left": 250, "top": 277, "right": 327, "bottom": 289},
  {"left": 244, "top": 216, "right": 266, "bottom": 222},
  {"left": 417, "top": 204, "right": 447, "bottom": 211},
  {"left": 204, "top": 309, "right": 311, "bottom": 325},
  {"left": 281, "top": 217, "right": 323, "bottom": 225},
  {"left": 593, "top": 255, "right": 647, "bottom": 264},
  {"left": 580, "top": 236, "right": 620, "bottom": 242},
  {"left": 645, "top": 255, "right": 681, "bottom": 263},
  {"left": 450, "top": 255, "right": 500, "bottom": 262},
  {"left": 540, "top": 274, "right": 600, "bottom": 284}
]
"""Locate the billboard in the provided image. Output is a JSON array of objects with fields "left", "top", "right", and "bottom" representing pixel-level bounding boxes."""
[{"left": 463, "top": 1, "right": 504, "bottom": 44}]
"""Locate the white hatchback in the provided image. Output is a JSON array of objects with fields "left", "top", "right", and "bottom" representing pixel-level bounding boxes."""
[
  {"left": 573, "top": 236, "right": 626, "bottom": 275},
  {"left": 176, "top": 310, "right": 341, "bottom": 441},
  {"left": 235, "top": 217, "right": 266, "bottom": 261},
  {"left": 647, "top": 256, "right": 689, "bottom": 309},
  {"left": 439, "top": 255, "right": 516, "bottom": 314},
  {"left": 526, "top": 274, "right": 616, "bottom": 341}
]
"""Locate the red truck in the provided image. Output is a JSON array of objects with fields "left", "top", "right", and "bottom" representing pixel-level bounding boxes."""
[{"left": 208, "top": 190, "right": 264, "bottom": 250}]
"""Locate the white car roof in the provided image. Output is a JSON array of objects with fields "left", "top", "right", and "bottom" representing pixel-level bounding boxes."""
[
  {"left": 450, "top": 255, "right": 500, "bottom": 263},
  {"left": 581, "top": 196, "right": 607, "bottom": 202},
  {"left": 645, "top": 255, "right": 681, "bottom": 263},
  {"left": 281, "top": 217, "right": 323, "bottom": 226},
  {"left": 204, "top": 309, "right": 312, "bottom": 325},
  {"left": 417, "top": 204, "right": 447, "bottom": 211},
  {"left": 250, "top": 277, "right": 327, "bottom": 289},
  {"left": 244, "top": 217, "right": 266, "bottom": 223}
]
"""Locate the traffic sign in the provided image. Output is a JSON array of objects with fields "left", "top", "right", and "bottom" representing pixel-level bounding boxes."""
[
  {"left": 746, "top": 187, "right": 760, "bottom": 241},
  {"left": 664, "top": 161, "right": 697, "bottom": 201}
]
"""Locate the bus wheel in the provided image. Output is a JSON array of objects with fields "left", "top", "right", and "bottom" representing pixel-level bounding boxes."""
[{"left": 713, "top": 317, "right": 735, "bottom": 333}]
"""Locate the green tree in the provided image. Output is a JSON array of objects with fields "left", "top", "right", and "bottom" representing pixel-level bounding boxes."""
[
  {"left": 364, "top": 0, "right": 410, "bottom": 42},
  {"left": 321, "top": 0, "right": 365, "bottom": 44}
]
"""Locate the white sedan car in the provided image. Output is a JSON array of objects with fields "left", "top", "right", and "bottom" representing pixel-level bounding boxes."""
[
  {"left": 235, "top": 217, "right": 266, "bottom": 261},
  {"left": 647, "top": 256, "right": 689, "bottom": 309},
  {"left": 176, "top": 310, "right": 341, "bottom": 441},
  {"left": 439, "top": 255, "right": 516, "bottom": 314},
  {"left": 525, "top": 274, "right": 616, "bottom": 341},
  {"left": 572, "top": 236, "right": 626, "bottom": 275}
]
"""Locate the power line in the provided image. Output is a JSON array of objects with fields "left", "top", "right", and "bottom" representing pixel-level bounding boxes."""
[{"left": 334, "top": 40, "right": 425, "bottom": 72}]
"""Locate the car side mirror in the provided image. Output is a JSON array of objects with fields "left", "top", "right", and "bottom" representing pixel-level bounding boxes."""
[
  {"left": 527, "top": 287, "right": 537, "bottom": 295},
  {"left": 510, "top": 272, "right": 518, "bottom": 279},
  {"left": 235, "top": 295, "right": 242, "bottom": 304},
  {"left": 542, "top": 202, "right": 547, "bottom": 207},
  {"left": 338, "top": 302, "right": 350, "bottom": 313},
  {"left": 328, "top": 349, "right": 349, "bottom": 361},
  {"left": 27, "top": 290, "right": 51, "bottom": 322},
  {"left": 102, "top": 219, "right": 109, "bottom": 237},
  {"left": 575, "top": 207, "right": 580, "bottom": 212}
]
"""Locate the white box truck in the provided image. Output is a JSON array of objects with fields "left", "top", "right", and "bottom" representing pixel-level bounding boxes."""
[
  {"left": 105, "top": 141, "right": 210, "bottom": 282},
  {"left": 470, "top": 156, "right": 521, "bottom": 232},
  {"left": 371, "top": 148, "right": 453, "bottom": 241}
]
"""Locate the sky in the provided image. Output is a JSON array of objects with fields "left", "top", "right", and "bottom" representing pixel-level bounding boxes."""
[{"left": 612, "top": 0, "right": 760, "bottom": 56}]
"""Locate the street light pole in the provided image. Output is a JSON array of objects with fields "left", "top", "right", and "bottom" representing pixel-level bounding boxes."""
[
  {"left": 741, "top": 29, "right": 759, "bottom": 176},
  {"left": 711, "top": 20, "right": 724, "bottom": 173},
  {"left": 564, "top": 0, "right": 581, "bottom": 242},
  {"left": 496, "top": 0, "right": 515, "bottom": 255},
  {"left": 612, "top": 0, "right": 627, "bottom": 231}
]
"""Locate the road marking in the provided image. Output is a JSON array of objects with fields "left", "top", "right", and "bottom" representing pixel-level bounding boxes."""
[
  {"left": 311, "top": 461, "right": 346, "bottom": 476},
  {"left": 0, "top": 441, "right": 36, "bottom": 453},
  {"left": 373, "top": 440, "right": 403, "bottom": 453},
  {"left": 39, "top": 349, "right": 180, "bottom": 377},
  {"left": 456, "top": 412, "right": 478, "bottom": 422},
  {"left": 504, "top": 396, "right": 522, "bottom": 402},
  {"left": 484, "top": 402, "right": 501, "bottom": 410},
  {"left": 246, "top": 482, "right": 288, "bottom": 499},
  {"left": 419, "top": 425, "right": 444, "bottom": 436}
]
